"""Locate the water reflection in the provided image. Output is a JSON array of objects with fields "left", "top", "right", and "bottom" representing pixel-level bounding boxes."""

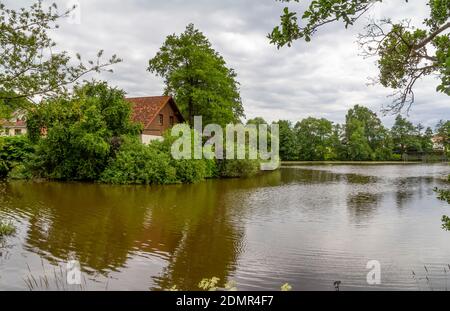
[
  {"left": 0, "top": 164, "right": 450, "bottom": 290},
  {"left": 0, "top": 173, "right": 282, "bottom": 290},
  {"left": 347, "top": 192, "right": 381, "bottom": 223}
]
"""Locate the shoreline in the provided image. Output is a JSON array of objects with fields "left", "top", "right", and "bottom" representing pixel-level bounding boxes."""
[{"left": 281, "top": 161, "right": 449, "bottom": 165}]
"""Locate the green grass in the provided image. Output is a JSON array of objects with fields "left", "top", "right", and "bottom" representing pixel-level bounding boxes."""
[{"left": 0, "top": 221, "right": 16, "bottom": 237}]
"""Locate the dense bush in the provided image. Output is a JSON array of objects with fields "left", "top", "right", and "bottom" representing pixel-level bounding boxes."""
[
  {"left": 155, "top": 132, "right": 218, "bottom": 182},
  {"left": 0, "top": 136, "right": 34, "bottom": 178},
  {"left": 26, "top": 82, "right": 141, "bottom": 180},
  {"left": 217, "top": 158, "right": 260, "bottom": 178},
  {"left": 100, "top": 139, "right": 177, "bottom": 185},
  {"left": 100, "top": 134, "right": 218, "bottom": 185}
]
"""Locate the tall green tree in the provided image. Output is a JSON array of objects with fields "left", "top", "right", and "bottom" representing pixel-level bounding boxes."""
[
  {"left": 346, "top": 119, "right": 373, "bottom": 161},
  {"left": 330, "top": 123, "right": 346, "bottom": 160},
  {"left": 344, "top": 105, "right": 392, "bottom": 160},
  {"left": 295, "top": 117, "right": 334, "bottom": 160},
  {"left": 0, "top": 0, "right": 120, "bottom": 116},
  {"left": 391, "top": 115, "right": 422, "bottom": 154},
  {"left": 148, "top": 24, "right": 244, "bottom": 126},
  {"left": 269, "top": 0, "right": 450, "bottom": 112},
  {"left": 277, "top": 120, "right": 298, "bottom": 160},
  {"left": 422, "top": 126, "right": 435, "bottom": 153}
]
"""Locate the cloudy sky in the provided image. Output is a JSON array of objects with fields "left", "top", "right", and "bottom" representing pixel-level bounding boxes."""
[{"left": 6, "top": 0, "right": 449, "bottom": 127}]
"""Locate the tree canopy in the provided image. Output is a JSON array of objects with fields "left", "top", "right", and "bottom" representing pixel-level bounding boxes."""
[
  {"left": 295, "top": 117, "right": 335, "bottom": 160},
  {"left": 26, "top": 82, "right": 140, "bottom": 180},
  {"left": 268, "top": 0, "right": 450, "bottom": 112},
  {"left": 254, "top": 104, "right": 448, "bottom": 162},
  {"left": 148, "top": 24, "right": 244, "bottom": 126},
  {"left": 0, "top": 0, "right": 121, "bottom": 116}
]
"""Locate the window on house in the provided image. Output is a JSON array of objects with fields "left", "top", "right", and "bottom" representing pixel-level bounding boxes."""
[
  {"left": 14, "top": 129, "right": 22, "bottom": 136},
  {"left": 170, "top": 116, "right": 174, "bottom": 126},
  {"left": 159, "top": 114, "right": 164, "bottom": 125}
]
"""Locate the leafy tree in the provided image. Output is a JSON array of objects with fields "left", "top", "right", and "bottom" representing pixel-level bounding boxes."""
[
  {"left": 0, "top": 0, "right": 120, "bottom": 115},
  {"left": 391, "top": 115, "right": 422, "bottom": 154},
  {"left": 330, "top": 123, "right": 346, "bottom": 160},
  {"left": 0, "top": 135, "right": 34, "bottom": 178},
  {"left": 246, "top": 117, "right": 268, "bottom": 126},
  {"left": 295, "top": 117, "right": 334, "bottom": 160},
  {"left": 346, "top": 120, "right": 373, "bottom": 161},
  {"left": 436, "top": 119, "right": 450, "bottom": 154},
  {"left": 277, "top": 120, "right": 298, "bottom": 160},
  {"left": 344, "top": 105, "right": 392, "bottom": 160},
  {"left": 27, "top": 81, "right": 140, "bottom": 180},
  {"left": 269, "top": 0, "right": 450, "bottom": 112},
  {"left": 148, "top": 24, "right": 244, "bottom": 126},
  {"left": 422, "top": 126, "right": 435, "bottom": 153},
  {"left": 435, "top": 175, "right": 450, "bottom": 230}
]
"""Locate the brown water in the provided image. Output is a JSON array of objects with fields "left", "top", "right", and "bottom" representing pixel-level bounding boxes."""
[{"left": 0, "top": 164, "right": 449, "bottom": 291}]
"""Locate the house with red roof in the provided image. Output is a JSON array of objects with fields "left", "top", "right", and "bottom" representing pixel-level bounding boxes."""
[
  {"left": 0, "top": 110, "right": 27, "bottom": 137},
  {"left": 126, "top": 96, "right": 185, "bottom": 144}
]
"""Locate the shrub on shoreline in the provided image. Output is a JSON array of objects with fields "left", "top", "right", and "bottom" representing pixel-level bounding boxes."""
[{"left": 0, "top": 136, "right": 34, "bottom": 179}]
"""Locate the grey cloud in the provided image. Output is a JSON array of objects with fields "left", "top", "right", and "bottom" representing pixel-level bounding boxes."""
[{"left": 5, "top": 0, "right": 448, "bottom": 128}]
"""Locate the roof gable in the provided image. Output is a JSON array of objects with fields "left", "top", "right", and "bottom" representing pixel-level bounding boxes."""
[{"left": 126, "top": 96, "right": 184, "bottom": 129}]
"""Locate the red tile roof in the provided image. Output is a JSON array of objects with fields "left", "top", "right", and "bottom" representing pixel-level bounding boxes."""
[{"left": 126, "top": 96, "right": 174, "bottom": 129}]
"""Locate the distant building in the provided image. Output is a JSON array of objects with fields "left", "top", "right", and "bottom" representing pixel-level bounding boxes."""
[
  {"left": 126, "top": 96, "right": 185, "bottom": 144},
  {"left": 0, "top": 110, "right": 27, "bottom": 136},
  {"left": 431, "top": 135, "right": 445, "bottom": 151}
]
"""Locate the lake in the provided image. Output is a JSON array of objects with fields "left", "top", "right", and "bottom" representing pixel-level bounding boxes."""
[{"left": 0, "top": 163, "right": 449, "bottom": 291}]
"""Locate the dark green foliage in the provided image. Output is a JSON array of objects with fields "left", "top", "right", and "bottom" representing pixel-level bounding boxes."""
[
  {"left": 391, "top": 115, "right": 422, "bottom": 154},
  {"left": 435, "top": 176, "right": 450, "bottom": 231},
  {"left": 442, "top": 215, "right": 450, "bottom": 231},
  {"left": 277, "top": 120, "right": 298, "bottom": 161},
  {"left": 26, "top": 81, "right": 140, "bottom": 181},
  {"left": 344, "top": 105, "right": 392, "bottom": 161},
  {"left": 252, "top": 105, "right": 444, "bottom": 162},
  {"left": 217, "top": 158, "right": 260, "bottom": 178},
  {"left": 148, "top": 24, "right": 244, "bottom": 126},
  {"left": 99, "top": 138, "right": 177, "bottom": 185},
  {"left": 101, "top": 131, "right": 218, "bottom": 185},
  {"left": 156, "top": 131, "right": 218, "bottom": 182},
  {"left": 0, "top": 135, "right": 34, "bottom": 178},
  {"left": 295, "top": 117, "right": 335, "bottom": 161},
  {"left": 436, "top": 120, "right": 450, "bottom": 155}
]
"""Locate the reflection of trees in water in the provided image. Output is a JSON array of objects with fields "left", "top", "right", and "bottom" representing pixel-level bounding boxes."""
[
  {"left": 280, "top": 168, "right": 378, "bottom": 185},
  {"left": 280, "top": 168, "right": 339, "bottom": 184},
  {"left": 346, "top": 192, "right": 381, "bottom": 223},
  {"left": 393, "top": 177, "right": 434, "bottom": 209},
  {"left": 345, "top": 174, "right": 377, "bottom": 184},
  {"left": 3, "top": 174, "right": 281, "bottom": 290}
]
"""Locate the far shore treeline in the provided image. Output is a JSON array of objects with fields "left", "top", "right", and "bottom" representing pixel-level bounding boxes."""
[{"left": 248, "top": 106, "right": 449, "bottom": 162}]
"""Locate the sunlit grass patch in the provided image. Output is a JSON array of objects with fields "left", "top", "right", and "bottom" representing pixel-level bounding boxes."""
[{"left": 0, "top": 221, "right": 16, "bottom": 237}]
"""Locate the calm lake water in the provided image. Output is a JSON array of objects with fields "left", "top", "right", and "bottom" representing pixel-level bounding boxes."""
[{"left": 1, "top": 164, "right": 450, "bottom": 291}]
